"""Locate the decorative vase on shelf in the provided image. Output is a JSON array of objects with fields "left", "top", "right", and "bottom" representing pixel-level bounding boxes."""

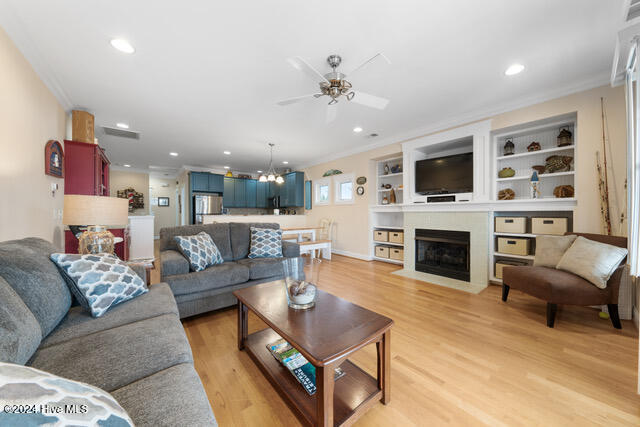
[
  {"left": 383, "top": 164, "right": 390, "bottom": 175},
  {"left": 381, "top": 196, "right": 389, "bottom": 205},
  {"left": 389, "top": 188, "right": 396, "bottom": 204}
]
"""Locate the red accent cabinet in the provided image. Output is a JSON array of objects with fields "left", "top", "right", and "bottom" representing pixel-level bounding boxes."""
[{"left": 63, "top": 140, "right": 110, "bottom": 196}]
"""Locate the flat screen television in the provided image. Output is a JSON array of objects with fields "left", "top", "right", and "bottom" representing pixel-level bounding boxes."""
[{"left": 415, "top": 152, "right": 473, "bottom": 195}]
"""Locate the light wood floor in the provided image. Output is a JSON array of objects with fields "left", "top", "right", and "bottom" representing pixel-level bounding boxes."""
[{"left": 152, "top": 255, "right": 639, "bottom": 426}]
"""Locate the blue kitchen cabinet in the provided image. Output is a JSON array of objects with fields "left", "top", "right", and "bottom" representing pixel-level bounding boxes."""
[
  {"left": 208, "top": 174, "right": 224, "bottom": 193},
  {"left": 256, "top": 181, "right": 268, "bottom": 208},
  {"left": 223, "top": 177, "right": 235, "bottom": 208},
  {"left": 246, "top": 179, "right": 257, "bottom": 208},
  {"left": 284, "top": 172, "right": 305, "bottom": 207},
  {"left": 234, "top": 178, "right": 247, "bottom": 208},
  {"left": 191, "top": 172, "right": 209, "bottom": 192}
]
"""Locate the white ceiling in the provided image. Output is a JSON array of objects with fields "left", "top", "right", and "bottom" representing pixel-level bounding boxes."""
[{"left": 1, "top": 0, "right": 624, "bottom": 174}]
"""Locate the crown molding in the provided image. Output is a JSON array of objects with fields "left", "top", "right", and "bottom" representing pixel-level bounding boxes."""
[
  {"left": 299, "top": 73, "right": 611, "bottom": 169},
  {"left": 0, "top": 2, "right": 73, "bottom": 111}
]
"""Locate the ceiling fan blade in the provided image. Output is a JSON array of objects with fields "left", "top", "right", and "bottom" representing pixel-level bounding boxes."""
[
  {"left": 350, "top": 91, "right": 389, "bottom": 110},
  {"left": 287, "top": 57, "right": 329, "bottom": 83},
  {"left": 345, "top": 53, "right": 390, "bottom": 78},
  {"left": 276, "top": 93, "right": 321, "bottom": 106},
  {"left": 326, "top": 103, "right": 337, "bottom": 124}
]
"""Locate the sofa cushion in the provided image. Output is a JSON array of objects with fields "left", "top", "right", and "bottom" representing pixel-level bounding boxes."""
[
  {"left": 160, "top": 249, "right": 190, "bottom": 277},
  {"left": 28, "top": 313, "right": 193, "bottom": 392},
  {"left": 160, "top": 223, "right": 232, "bottom": 261},
  {"left": 174, "top": 232, "right": 224, "bottom": 272},
  {"left": 111, "top": 363, "right": 217, "bottom": 427},
  {"left": 164, "top": 262, "right": 250, "bottom": 296},
  {"left": 248, "top": 227, "right": 283, "bottom": 259},
  {"left": 50, "top": 253, "right": 148, "bottom": 318},
  {"left": 556, "top": 236, "right": 628, "bottom": 289},
  {"left": 0, "top": 277, "right": 41, "bottom": 364},
  {"left": 533, "top": 234, "right": 577, "bottom": 268},
  {"left": 0, "top": 362, "right": 133, "bottom": 426},
  {"left": 40, "top": 283, "right": 178, "bottom": 348},
  {"left": 229, "top": 222, "right": 279, "bottom": 260},
  {"left": 0, "top": 237, "right": 71, "bottom": 337},
  {"left": 502, "top": 265, "right": 613, "bottom": 306},
  {"left": 236, "top": 257, "right": 285, "bottom": 280}
]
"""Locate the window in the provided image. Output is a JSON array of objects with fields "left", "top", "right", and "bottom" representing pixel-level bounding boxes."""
[
  {"left": 314, "top": 178, "right": 330, "bottom": 205},
  {"left": 334, "top": 173, "right": 355, "bottom": 204}
]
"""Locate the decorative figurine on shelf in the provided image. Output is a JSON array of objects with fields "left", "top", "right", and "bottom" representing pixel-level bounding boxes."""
[
  {"left": 389, "top": 188, "right": 396, "bottom": 204},
  {"left": 544, "top": 155, "right": 573, "bottom": 173},
  {"left": 527, "top": 141, "right": 541, "bottom": 152},
  {"left": 532, "top": 165, "right": 545, "bottom": 174},
  {"left": 383, "top": 164, "right": 390, "bottom": 175},
  {"left": 503, "top": 137, "right": 515, "bottom": 156},
  {"left": 498, "top": 167, "right": 515, "bottom": 178},
  {"left": 557, "top": 127, "right": 573, "bottom": 147},
  {"left": 390, "top": 164, "right": 402, "bottom": 174},
  {"left": 530, "top": 171, "right": 541, "bottom": 199},
  {"left": 381, "top": 195, "right": 389, "bottom": 204},
  {"left": 498, "top": 188, "right": 516, "bottom": 200},
  {"left": 553, "top": 185, "right": 575, "bottom": 198}
]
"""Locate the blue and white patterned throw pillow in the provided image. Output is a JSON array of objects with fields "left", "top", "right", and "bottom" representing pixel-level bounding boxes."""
[
  {"left": 248, "top": 227, "right": 283, "bottom": 259},
  {"left": 0, "top": 362, "right": 133, "bottom": 426},
  {"left": 174, "top": 231, "right": 223, "bottom": 272},
  {"left": 50, "top": 253, "right": 148, "bottom": 318}
]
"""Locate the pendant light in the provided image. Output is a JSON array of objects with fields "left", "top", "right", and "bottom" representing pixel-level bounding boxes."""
[{"left": 259, "top": 143, "right": 283, "bottom": 184}]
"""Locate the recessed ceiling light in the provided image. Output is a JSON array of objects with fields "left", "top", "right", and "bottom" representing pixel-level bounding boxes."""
[
  {"left": 505, "top": 64, "right": 525, "bottom": 76},
  {"left": 123, "top": 164, "right": 131, "bottom": 168},
  {"left": 116, "top": 123, "right": 129, "bottom": 129},
  {"left": 223, "top": 166, "right": 230, "bottom": 169},
  {"left": 223, "top": 151, "right": 231, "bottom": 155},
  {"left": 353, "top": 126, "right": 363, "bottom": 133},
  {"left": 282, "top": 161, "right": 289, "bottom": 164},
  {"left": 257, "top": 170, "right": 263, "bottom": 173},
  {"left": 169, "top": 152, "right": 178, "bottom": 157},
  {"left": 110, "top": 39, "right": 135, "bottom": 54}
]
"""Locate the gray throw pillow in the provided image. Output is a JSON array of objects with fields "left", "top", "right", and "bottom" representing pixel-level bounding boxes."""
[
  {"left": 248, "top": 227, "right": 283, "bottom": 258},
  {"left": 50, "top": 253, "right": 148, "bottom": 318},
  {"left": 533, "top": 234, "right": 577, "bottom": 268},
  {"left": 0, "top": 362, "right": 133, "bottom": 426},
  {"left": 174, "top": 231, "right": 224, "bottom": 272},
  {"left": 556, "top": 236, "right": 628, "bottom": 289}
]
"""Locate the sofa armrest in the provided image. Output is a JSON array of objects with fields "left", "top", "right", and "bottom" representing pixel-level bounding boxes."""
[
  {"left": 161, "top": 250, "right": 190, "bottom": 277},
  {"left": 128, "top": 263, "right": 147, "bottom": 284},
  {"left": 282, "top": 241, "right": 300, "bottom": 258}
]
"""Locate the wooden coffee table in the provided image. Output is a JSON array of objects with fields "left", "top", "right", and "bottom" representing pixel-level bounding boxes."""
[{"left": 234, "top": 281, "right": 393, "bottom": 427}]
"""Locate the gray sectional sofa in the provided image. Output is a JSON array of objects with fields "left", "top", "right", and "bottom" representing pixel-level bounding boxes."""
[
  {"left": 0, "top": 237, "right": 216, "bottom": 426},
  {"left": 159, "top": 222, "right": 300, "bottom": 318}
]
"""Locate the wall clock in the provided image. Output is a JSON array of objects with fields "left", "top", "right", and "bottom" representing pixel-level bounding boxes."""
[{"left": 356, "top": 186, "right": 365, "bottom": 196}]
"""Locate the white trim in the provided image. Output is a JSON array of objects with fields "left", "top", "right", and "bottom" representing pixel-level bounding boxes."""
[
  {"left": 299, "top": 73, "right": 610, "bottom": 170},
  {"left": 0, "top": 2, "right": 73, "bottom": 111},
  {"left": 333, "top": 173, "right": 355, "bottom": 204},
  {"left": 314, "top": 177, "right": 331, "bottom": 205},
  {"left": 331, "top": 248, "right": 372, "bottom": 261}
]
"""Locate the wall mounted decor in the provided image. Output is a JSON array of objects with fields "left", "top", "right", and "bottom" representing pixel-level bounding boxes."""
[
  {"left": 356, "top": 176, "right": 367, "bottom": 185},
  {"left": 44, "top": 140, "right": 64, "bottom": 178},
  {"left": 158, "top": 197, "right": 170, "bottom": 207},
  {"left": 356, "top": 186, "right": 365, "bottom": 196},
  {"left": 117, "top": 187, "right": 144, "bottom": 212},
  {"left": 322, "top": 169, "right": 343, "bottom": 177},
  {"left": 527, "top": 141, "right": 541, "bottom": 152},
  {"left": 557, "top": 127, "right": 573, "bottom": 147},
  {"left": 503, "top": 137, "right": 515, "bottom": 156},
  {"left": 498, "top": 188, "right": 515, "bottom": 200}
]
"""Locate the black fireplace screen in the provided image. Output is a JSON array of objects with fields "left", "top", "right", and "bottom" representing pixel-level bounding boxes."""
[{"left": 415, "top": 229, "right": 470, "bottom": 282}]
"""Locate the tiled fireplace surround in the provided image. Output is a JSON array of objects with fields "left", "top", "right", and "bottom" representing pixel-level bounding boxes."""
[{"left": 393, "top": 211, "right": 490, "bottom": 294}]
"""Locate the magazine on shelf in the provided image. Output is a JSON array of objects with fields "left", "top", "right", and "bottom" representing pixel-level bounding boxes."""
[{"left": 266, "top": 338, "right": 345, "bottom": 395}]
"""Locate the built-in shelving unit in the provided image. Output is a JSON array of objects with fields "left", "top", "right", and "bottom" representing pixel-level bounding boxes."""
[{"left": 370, "top": 154, "right": 405, "bottom": 266}]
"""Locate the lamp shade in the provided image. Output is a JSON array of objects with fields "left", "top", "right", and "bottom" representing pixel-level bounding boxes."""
[{"left": 63, "top": 195, "right": 129, "bottom": 226}]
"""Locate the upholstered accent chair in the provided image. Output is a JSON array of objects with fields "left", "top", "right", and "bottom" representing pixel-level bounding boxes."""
[{"left": 501, "top": 233, "right": 627, "bottom": 329}]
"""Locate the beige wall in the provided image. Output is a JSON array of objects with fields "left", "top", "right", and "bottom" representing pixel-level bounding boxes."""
[
  {"left": 303, "top": 84, "right": 628, "bottom": 258},
  {"left": 109, "top": 170, "right": 150, "bottom": 215},
  {"left": 0, "top": 27, "right": 67, "bottom": 248},
  {"left": 149, "top": 177, "right": 177, "bottom": 237}
]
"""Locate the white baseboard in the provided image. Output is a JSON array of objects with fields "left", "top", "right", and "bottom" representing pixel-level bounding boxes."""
[
  {"left": 331, "top": 249, "right": 372, "bottom": 261},
  {"left": 633, "top": 306, "right": 639, "bottom": 330}
]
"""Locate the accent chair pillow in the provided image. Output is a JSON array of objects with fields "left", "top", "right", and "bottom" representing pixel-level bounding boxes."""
[
  {"left": 174, "top": 231, "right": 224, "bottom": 272},
  {"left": 556, "top": 236, "right": 628, "bottom": 289},
  {"left": 533, "top": 234, "right": 577, "bottom": 268},
  {"left": 0, "top": 362, "right": 133, "bottom": 426},
  {"left": 50, "top": 253, "right": 148, "bottom": 318},
  {"left": 248, "top": 227, "right": 283, "bottom": 259}
]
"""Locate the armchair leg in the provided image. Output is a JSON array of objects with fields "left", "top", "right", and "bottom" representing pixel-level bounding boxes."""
[
  {"left": 501, "top": 284, "right": 510, "bottom": 302},
  {"left": 607, "top": 304, "right": 622, "bottom": 329},
  {"left": 546, "top": 303, "right": 557, "bottom": 328}
]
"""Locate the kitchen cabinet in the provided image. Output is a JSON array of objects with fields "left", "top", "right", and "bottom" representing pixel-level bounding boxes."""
[
  {"left": 208, "top": 174, "right": 224, "bottom": 193},
  {"left": 223, "top": 177, "right": 235, "bottom": 207},
  {"left": 234, "top": 179, "right": 247, "bottom": 208},
  {"left": 284, "top": 171, "right": 304, "bottom": 207},
  {"left": 256, "top": 181, "right": 268, "bottom": 208},
  {"left": 191, "top": 172, "right": 223, "bottom": 193},
  {"left": 246, "top": 179, "right": 257, "bottom": 208},
  {"left": 64, "top": 140, "right": 110, "bottom": 196}
]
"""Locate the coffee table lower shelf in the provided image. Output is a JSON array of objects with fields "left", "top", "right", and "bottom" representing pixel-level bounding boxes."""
[{"left": 244, "top": 328, "right": 381, "bottom": 426}]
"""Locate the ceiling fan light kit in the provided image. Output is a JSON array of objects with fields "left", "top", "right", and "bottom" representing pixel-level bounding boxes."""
[
  {"left": 258, "top": 143, "right": 283, "bottom": 184},
  {"left": 278, "top": 53, "right": 391, "bottom": 123}
]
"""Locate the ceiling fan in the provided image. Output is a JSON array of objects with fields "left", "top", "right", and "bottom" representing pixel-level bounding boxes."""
[{"left": 277, "top": 53, "right": 391, "bottom": 123}]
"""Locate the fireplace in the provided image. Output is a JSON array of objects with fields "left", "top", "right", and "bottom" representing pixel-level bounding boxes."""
[{"left": 415, "top": 229, "right": 470, "bottom": 282}]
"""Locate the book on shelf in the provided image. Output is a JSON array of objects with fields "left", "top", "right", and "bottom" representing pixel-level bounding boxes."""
[{"left": 266, "top": 338, "right": 345, "bottom": 395}]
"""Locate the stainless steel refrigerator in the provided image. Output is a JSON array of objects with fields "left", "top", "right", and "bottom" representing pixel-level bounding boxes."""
[{"left": 193, "top": 194, "right": 223, "bottom": 224}]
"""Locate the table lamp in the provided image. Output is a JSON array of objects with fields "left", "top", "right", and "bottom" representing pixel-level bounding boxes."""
[{"left": 63, "top": 195, "right": 129, "bottom": 254}]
